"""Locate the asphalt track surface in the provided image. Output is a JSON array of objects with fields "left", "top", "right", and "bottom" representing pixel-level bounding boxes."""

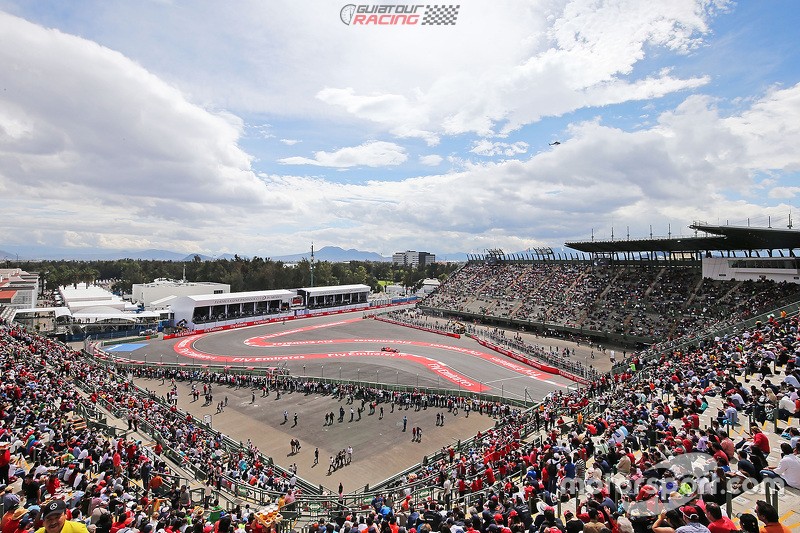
[
  {"left": 119, "top": 311, "right": 578, "bottom": 488},
  {"left": 129, "top": 312, "right": 573, "bottom": 403}
]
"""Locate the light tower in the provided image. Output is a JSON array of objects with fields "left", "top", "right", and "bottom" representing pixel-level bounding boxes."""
[{"left": 310, "top": 242, "right": 315, "bottom": 287}]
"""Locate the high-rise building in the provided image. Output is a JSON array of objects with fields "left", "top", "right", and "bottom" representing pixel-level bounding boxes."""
[{"left": 392, "top": 250, "right": 436, "bottom": 268}]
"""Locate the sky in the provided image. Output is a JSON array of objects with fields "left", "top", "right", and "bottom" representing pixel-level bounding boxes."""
[{"left": 0, "top": 0, "right": 799, "bottom": 258}]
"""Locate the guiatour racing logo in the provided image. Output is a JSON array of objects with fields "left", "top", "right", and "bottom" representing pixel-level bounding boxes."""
[
  {"left": 340, "top": 4, "right": 425, "bottom": 26},
  {"left": 340, "top": 4, "right": 357, "bottom": 25}
]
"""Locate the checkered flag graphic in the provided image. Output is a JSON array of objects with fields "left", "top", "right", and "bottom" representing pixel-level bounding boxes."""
[{"left": 422, "top": 4, "right": 459, "bottom": 25}]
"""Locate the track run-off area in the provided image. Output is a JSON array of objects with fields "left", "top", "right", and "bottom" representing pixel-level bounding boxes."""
[{"left": 134, "top": 313, "right": 575, "bottom": 401}]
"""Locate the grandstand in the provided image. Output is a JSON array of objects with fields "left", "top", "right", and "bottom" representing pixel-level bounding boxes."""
[
  {"left": 423, "top": 226, "right": 800, "bottom": 351},
  {"left": 4, "top": 224, "right": 800, "bottom": 532}
]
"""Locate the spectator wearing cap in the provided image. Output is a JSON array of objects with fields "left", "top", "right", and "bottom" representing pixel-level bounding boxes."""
[
  {"left": 36, "top": 500, "right": 88, "bottom": 533},
  {"left": 533, "top": 506, "right": 563, "bottom": 533},
  {"left": 0, "top": 443, "right": 11, "bottom": 486},
  {"left": 581, "top": 509, "right": 604, "bottom": 533},
  {"left": 2, "top": 486, "right": 20, "bottom": 513},
  {"left": 562, "top": 510, "right": 583, "bottom": 533},
  {"left": 675, "top": 506, "right": 709, "bottom": 533},
  {"left": 615, "top": 452, "right": 631, "bottom": 476}
]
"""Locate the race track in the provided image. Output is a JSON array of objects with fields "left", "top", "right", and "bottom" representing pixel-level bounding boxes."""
[{"left": 118, "top": 312, "right": 573, "bottom": 402}]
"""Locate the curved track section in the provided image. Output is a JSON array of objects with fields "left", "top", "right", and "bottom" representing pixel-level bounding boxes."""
[{"left": 121, "top": 314, "right": 571, "bottom": 401}]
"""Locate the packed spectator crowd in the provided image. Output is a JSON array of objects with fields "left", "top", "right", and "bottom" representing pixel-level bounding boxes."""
[
  {"left": 0, "top": 320, "right": 225, "bottom": 533},
  {"left": 424, "top": 262, "right": 800, "bottom": 345},
  {"left": 4, "top": 269, "right": 800, "bottom": 533},
  {"left": 341, "top": 313, "right": 800, "bottom": 532}
]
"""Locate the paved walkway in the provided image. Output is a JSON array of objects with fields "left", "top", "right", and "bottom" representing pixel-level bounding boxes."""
[{"left": 137, "top": 377, "right": 499, "bottom": 492}]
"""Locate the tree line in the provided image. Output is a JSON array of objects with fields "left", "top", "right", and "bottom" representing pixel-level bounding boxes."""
[{"left": 14, "top": 257, "right": 460, "bottom": 295}]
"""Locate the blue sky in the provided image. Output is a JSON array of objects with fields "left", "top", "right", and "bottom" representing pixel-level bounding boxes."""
[{"left": 0, "top": 0, "right": 799, "bottom": 257}]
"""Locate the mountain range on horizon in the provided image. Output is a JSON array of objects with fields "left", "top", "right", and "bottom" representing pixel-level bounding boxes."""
[{"left": 0, "top": 245, "right": 472, "bottom": 263}]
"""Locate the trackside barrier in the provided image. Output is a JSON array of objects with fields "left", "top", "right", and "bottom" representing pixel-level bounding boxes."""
[
  {"left": 417, "top": 305, "right": 654, "bottom": 349},
  {"left": 98, "top": 356, "right": 534, "bottom": 409},
  {"left": 74, "top": 361, "right": 321, "bottom": 500},
  {"left": 471, "top": 337, "right": 589, "bottom": 384},
  {"left": 373, "top": 316, "right": 461, "bottom": 338}
]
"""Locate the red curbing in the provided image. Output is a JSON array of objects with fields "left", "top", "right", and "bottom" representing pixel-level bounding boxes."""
[{"left": 472, "top": 337, "right": 588, "bottom": 384}]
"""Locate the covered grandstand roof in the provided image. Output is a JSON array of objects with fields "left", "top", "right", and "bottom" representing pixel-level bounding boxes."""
[
  {"left": 15, "top": 307, "right": 73, "bottom": 318},
  {"left": 59, "top": 283, "right": 117, "bottom": 302},
  {"left": 298, "top": 284, "right": 370, "bottom": 297},
  {"left": 565, "top": 225, "right": 800, "bottom": 254},
  {"left": 180, "top": 289, "right": 295, "bottom": 306},
  {"left": 72, "top": 309, "right": 161, "bottom": 321}
]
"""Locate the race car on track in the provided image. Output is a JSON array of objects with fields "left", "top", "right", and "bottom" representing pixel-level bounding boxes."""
[{"left": 381, "top": 346, "right": 399, "bottom": 353}]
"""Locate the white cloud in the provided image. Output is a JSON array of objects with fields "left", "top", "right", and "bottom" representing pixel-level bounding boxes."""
[
  {"left": 278, "top": 141, "right": 407, "bottom": 168},
  {"left": 0, "top": 11, "right": 290, "bottom": 253},
  {"left": 315, "top": 1, "right": 723, "bottom": 138},
  {"left": 258, "top": 82, "right": 800, "bottom": 253},
  {"left": 769, "top": 187, "right": 800, "bottom": 199},
  {"left": 419, "top": 154, "right": 443, "bottom": 166},
  {"left": 470, "top": 140, "right": 529, "bottom": 157},
  {"left": 2, "top": 2, "right": 798, "bottom": 257},
  {"left": 279, "top": 138, "right": 301, "bottom": 145}
]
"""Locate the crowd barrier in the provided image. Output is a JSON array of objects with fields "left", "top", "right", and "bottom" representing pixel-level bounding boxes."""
[
  {"left": 75, "top": 358, "right": 323, "bottom": 501},
  {"left": 471, "top": 337, "right": 589, "bottom": 384},
  {"left": 373, "top": 315, "right": 461, "bottom": 338}
]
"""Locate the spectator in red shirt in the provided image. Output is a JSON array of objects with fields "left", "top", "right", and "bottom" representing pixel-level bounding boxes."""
[{"left": 705, "top": 502, "right": 736, "bottom": 533}]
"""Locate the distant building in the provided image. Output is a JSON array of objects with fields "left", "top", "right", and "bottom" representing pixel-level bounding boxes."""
[
  {"left": 384, "top": 284, "right": 406, "bottom": 296},
  {"left": 131, "top": 279, "right": 230, "bottom": 308},
  {"left": 0, "top": 268, "right": 39, "bottom": 311},
  {"left": 418, "top": 278, "right": 441, "bottom": 295},
  {"left": 392, "top": 250, "right": 436, "bottom": 268}
]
